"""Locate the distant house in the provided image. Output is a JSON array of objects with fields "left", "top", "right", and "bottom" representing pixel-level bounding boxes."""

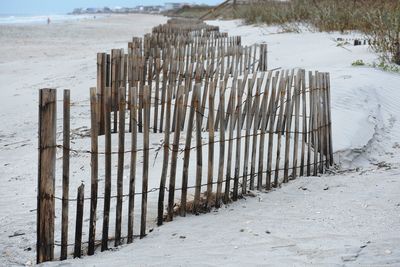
[
  {"left": 164, "top": 3, "right": 184, "bottom": 10},
  {"left": 85, "top": 8, "right": 99, "bottom": 14},
  {"left": 103, "top": 7, "right": 111, "bottom": 13},
  {"left": 72, "top": 8, "right": 83, "bottom": 14}
]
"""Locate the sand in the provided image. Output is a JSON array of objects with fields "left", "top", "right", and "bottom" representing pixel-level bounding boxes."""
[
  {"left": 0, "top": 14, "right": 167, "bottom": 266},
  {"left": 1, "top": 15, "right": 399, "bottom": 266}
]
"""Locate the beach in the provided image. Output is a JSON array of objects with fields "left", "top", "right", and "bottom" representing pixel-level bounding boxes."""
[
  {"left": 0, "top": 14, "right": 167, "bottom": 266},
  {"left": 1, "top": 13, "right": 400, "bottom": 266}
]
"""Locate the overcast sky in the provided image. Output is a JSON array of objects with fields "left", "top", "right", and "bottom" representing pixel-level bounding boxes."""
[{"left": 0, "top": 0, "right": 221, "bottom": 15}]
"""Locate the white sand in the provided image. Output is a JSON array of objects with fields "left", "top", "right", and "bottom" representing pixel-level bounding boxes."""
[
  {"left": 1, "top": 16, "right": 400, "bottom": 266},
  {"left": 0, "top": 14, "right": 168, "bottom": 266}
]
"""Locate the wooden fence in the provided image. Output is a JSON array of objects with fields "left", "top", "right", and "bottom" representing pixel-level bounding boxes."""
[{"left": 37, "top": 19, "right": 333, "bottom": 263}]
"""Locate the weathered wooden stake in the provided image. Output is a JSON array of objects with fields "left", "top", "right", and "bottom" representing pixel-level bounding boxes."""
[
  {"left": 193, "top": 84, "right": 203, "bottom": 213},
  {"left": 127, "top": 87, "right": 137, "bottom": 242},
  {"left": 60, "top": 89, "right": 70, "bottom": 260},
  {"left": 101, "top": 87, "right": 112, "bottom": 251},
  {"left": 157, "top": 84, "right": 172, "bottom": 225},
  {"left": 141, "top": 86, "right": 150, "bottom": 238},
  {"left": 167, "top": 86, "right": 184, "bottom": 221},
  {"left": 73, "top": 184, "right": 84, "bottom": 258},
  {"left": 216, "top": 81, "right": 225, "bottom": 208},
  {"left": 37, "top": 88, "right": 56, "bottom": 264},
  {"left": 88, "top": 88, "right": 98, "bottom": 255},
  {"left": 115, "top": 87, "right": 126, "bottom": 246}
]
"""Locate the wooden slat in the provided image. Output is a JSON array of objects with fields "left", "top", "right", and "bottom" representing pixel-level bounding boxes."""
[
  {"left": 115, "top": 87, "right": 126, "bottom": 246},
  {"left": 274, "top": 72, "right": 287, "bottom": 186},
  {"left": 266, "top": 74, "right": 279, "bottom": 189},
  {"left": 307, "top": 71, "right": 313, "bottom": 176},
  {"left": 140, "top": 86, "right": 150, "bottom": 238},
  {"left": 207, "top": 81, "right": 216, "bottom": 208},
  {"left": 157, "top": 83, "right": 172, "bottom": 224},
  {"left": 233, "top": 79, "right": 243, "bottom": 200},
  {"left": 180, "top": 82, "right": 197, "bottom": 216},
  {"left": 73, "top": 184, "right": 84, "bottom": 258},
  {"left": 167, "top": 86, "right": 184, "bottom": 221},
  {"left": 61, "top": 89, "right": 70, "bottom": 260},
  {"left": 300, "top": 70, "right": 307, "bottom": 176},
  {"left": 193, "top": 84, "right": 203, "bottom": 213},
  {"left": 37, "top": 88, "right": 56, "bottom": 264},
  {"left": 216, "top": 81, "right": 225, "bottom": 208},
  {"left": 127, "top": 87, "right": 138, "bottom": 242},
  {"left": 292, "top": 70, "right": 301, "bottom": 180},
  {"left": 101, "top": 86, "right": 112, "bottom": 251},
  {"left": 88, "top": 88, "right": 98, "bottom": 255},
  {"left": 283, "top": 72, "right": 295, "bottom": 183}
]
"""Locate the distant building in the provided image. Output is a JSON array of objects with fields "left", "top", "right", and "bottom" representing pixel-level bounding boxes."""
[{"left": 164, "top": 2, "right": 184, "bottom": 10}]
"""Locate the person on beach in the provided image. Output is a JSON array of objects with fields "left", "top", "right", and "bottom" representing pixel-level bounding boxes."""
[{"left": 47, "top": 17, "right": 51, "bottom": 24}]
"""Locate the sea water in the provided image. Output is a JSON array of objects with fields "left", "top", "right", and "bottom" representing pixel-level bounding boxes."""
[{"left": 0, "top": 14, "right": 98, "bottom": 25}]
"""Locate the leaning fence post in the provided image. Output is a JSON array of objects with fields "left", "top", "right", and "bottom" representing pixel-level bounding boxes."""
[
  {"left": 157, "top": 85, "right": 172, "bottom": 226},
  {"left": 167, "top": 86, "right": 184, "bottom": 221},
  {"left": 37, "top": 88, "right": 56, "bottom": 264}
]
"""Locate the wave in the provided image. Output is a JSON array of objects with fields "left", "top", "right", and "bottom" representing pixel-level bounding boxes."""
[{"left": 0, "top": 14, "right": 99, "bottom": 25}]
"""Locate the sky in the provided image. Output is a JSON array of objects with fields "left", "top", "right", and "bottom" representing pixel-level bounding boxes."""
[{"left": 0, "top": 0, "right": 221, "bottom": 15}]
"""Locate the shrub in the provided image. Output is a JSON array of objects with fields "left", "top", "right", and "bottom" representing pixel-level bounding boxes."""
[
  {"left": 234, "top": 0, "right": 400, "bottom": 65},
  {"left": 352, "top": 60, "right": 365, "bottom": 66}
]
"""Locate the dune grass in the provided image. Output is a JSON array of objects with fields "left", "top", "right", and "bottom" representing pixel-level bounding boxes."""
[{"left": 233, "top": 0, "right": 400, "bottom": 65}]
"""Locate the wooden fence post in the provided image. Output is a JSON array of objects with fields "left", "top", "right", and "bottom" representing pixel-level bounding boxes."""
[
  {"left": 115, "top": 87, "right": 126, "bottom": 246},
  {"left": 292, "top": 71, "right": 301, "bottom": 180},
  {"left": 300, "top": 70, "right": 307, "bottom": 176},
  {"left": 283, "top": 73, "right": 294, "bottom": 183},
  {"left": 233, "top": 80, "right": 242, "bottom": 201},
  {"left": 216, "top": 81, "right": 225, "bottom": 208},
  {"left": 60, "top": 89, "right": 70, "bottom": 260},
  {"left": 101, "top": 87, "right": 112, "bottom": 251},
  {"left": 307, "top": 71, "right": 313, "bottom": 176},
  {"left": 207, "top": 81, "right": 216, "bottom": 208},
  {"left": 326, "top": 73, "right": 333, "bottom": 166},
  {"left": 157, "top": 85, "right": 172, "bottom": 226},
  {"left": 180, "top": 83, "right": 197, "bottom": 216},
  {"left": 88, "top": 88, "right": 98, "bottom": 255},
  {"left": 274, "top": 72, "right": 287, "bottom": 186},
  {"left": 141, "top": 86, "right": 150, "bottom": 238},
  {"left": 266, "top": 75, "right": 279, "bottom": 190},
  {"left": 127, "top": 87, "right": 138, "bottom": 242},
  {"left": 37, "top": 88, "right": 56, "bottom": 264},
  {"left": 167, "top": 86, "right": 184, "bottom": 221},
  {"left": 73, "top": 184, "right": 84, "bottom": 258},
  {"left": 249, "top": 78, "right": 261, "bottom": 190},
  {"left": 193, "top": 84, "right": 203, "bottom": 214},
  {"left": 224, "top": 80, "right": 236, "bottom": 203}
]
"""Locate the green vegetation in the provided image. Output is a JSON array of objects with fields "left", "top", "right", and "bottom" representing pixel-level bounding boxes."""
[
  {"left": 351, "top": 59, "right": 400, "bottom": 73},
  {"left": 233, "top": 0, "right": 400, "bottom": 65},
  {"left": 373, "top": 60, "right": 400, "bottom": 73},
  {"left": 352, "top": 60, "right": 366, "bottom": 66},
  {"left": 163, "top": 5, "right": 213, "bottom": 19}
]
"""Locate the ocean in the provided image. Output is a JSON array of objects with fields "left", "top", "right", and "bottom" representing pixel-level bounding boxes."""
[{"left": 0, "top": 14, "right": 98, "bottom": 25}]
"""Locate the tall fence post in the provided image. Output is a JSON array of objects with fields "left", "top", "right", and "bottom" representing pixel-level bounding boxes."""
[
  {"left": 37, "top": 88, "right": 56, "bottom": 264},
  {"left": 88, "top": 87, "right": 98, "bottom": 255},
  {"left": 61, "top": 89, "right": 70, "bottom": 260}
]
